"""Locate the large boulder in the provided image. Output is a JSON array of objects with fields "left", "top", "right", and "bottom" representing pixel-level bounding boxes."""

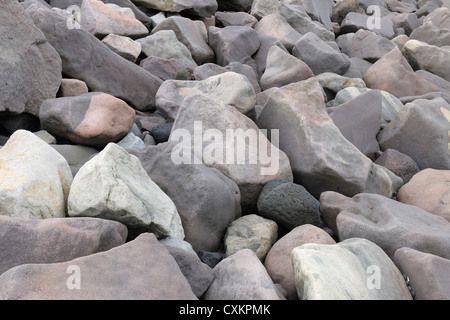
[
  {"left": 133, "top": 0, "right": 217, "bottom": 18},
  {"left": 410, "top": 7, "right": 450, "bottom": 47}
]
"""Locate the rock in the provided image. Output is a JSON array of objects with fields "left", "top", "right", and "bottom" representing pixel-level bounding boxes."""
[
  {"left": 0, "top": 0, "right": 61, "bottom": 116},
  {"left": 215, "top": 11, "right": 258, "bottom": 28},
  {"left": 139, "top": 57, "right": 196, "bottom": 81},
  {"left": 302, "top": 0, "right": 334, "bottom": 31},
  {"left": 291, "top": 238, "right": 412, "bottom": 300},
  {"left": 0, "top": 233, "right": 197, "bottom": 299},
  {"left": 374, "top": 149, "right": 420, "bottom": 184},
  {"left": 33, "top": 130, "right": 56, "bottom": 144},
  {"left": 416, "top": 70, "right": 450, "bottom": 93},
  {"left": 250, "top": 0, "right": 279, "bottom": 20},
  {"left": 129, "top": 142, "right": 241, "bottom": 252},
  {"left": 134, "top": 0, "right": 217, "bottom": 18},
  {"left": 257, "top": 180, "right": 321, "bottom": 230},
  {"left": 377, "top": 97, "right": 450, "bottom": 170},
  {"left": 320, "top": 192, "right": 450, "bottom": 259},
  {"left": 363, "top": 47, "right": 439, "bottom": 98},
  {"left": 402, "top": 40, "right": 450, "bottom": 82},
  {"left": 264, "top": 224, "right": 335, "bottom": 300},
  {"left": 51, "top": 144, "right": 99, "bottom": 177},
  {"left": 67, "top": 143, "right": 184, "bottom": 240},
  {"left": 151, "top": 16, "right": 214, "bottom": 65},
  {"left": 150, "top": 123, "right": 173, "bottom": 144},
  {"left": 204, "top": 249, "right": 281, "bottom": 300},
  {"left": 327, "top": 90, "right": 382, "bottom": 159},
  {"left": 170, "top": 93, "right": 293, "bottom": 212},
  {"left": 0, "top": 216, "right": 127, "bottom": 276},
  {"left": 343, "top": 57, "right": 374, "bottom": 78},
  {"left": 80, "top": 0, "right": 148, "bottom": 39},
  {"left": 410, "top": 7, "right": 450, "bottom": 47},
  {"left": 0, "top": 130, "right": 72, "bottom": 219},
  {"left": 397, "top": 169, "right": 450, "bottom": 222},
  {"left": 224, "top": 214, "right": 278, "bottom": 261},
  {"left": 155, "top": 72, "right": 256, "bottom": 120},
  {"left": 260, "top": 45, "right": 314, "bottom": 90},
  {"left": 292, "top": 32, "right": 351, "bottom": 76},
  {"left": 39, "top": 92, "right": 136, "bottom": 148},
  {"left": 340, "top": 12, "right": 395, "bottom": 39},
  {"left": 316, "top": 72, "right": 366, "bottom": 95},
  {"left": 117, "top": 131, "right": 145, "bottom": 150},
  {"left": 136, "top": 115, "right": 166, "bottom": 132},
  {"left": 57, "top": 79, "right": 89, "bottom": 98},
  {"left": 394, "top": 247, "right": 450, "bottom": 300},
  {"left": 102, "top": 34, "right": 141, "bottom": 62},
  {"left": 217, "top": 0, "right": 253, "bottom": 12},
  {"left": 197, "top": 251, "right": 224, "bottom": 269},
  {"left": 26, "top": 4, "right": 163, "bottom": 111},
  {"left": 225, "top": 62, "right": 261, "bottom": 94},
  {"left": 331, "top": 0, "right": 389, "bottom": 24},
  {"left": 256, "top": 78, "right": 403, "bottom": 199},
  {"left": 389, "top": 12, "right": 421, "bottom": 36}
]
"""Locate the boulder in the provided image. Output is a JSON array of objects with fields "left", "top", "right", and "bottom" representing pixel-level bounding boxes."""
[
  {"left": 102, "top": 34, "right": 141, "bottom": 62},
  {"left": 410, "top": 7, "right": 450, "bottom": 47},
  {"left": 340, "top": 12, "right": 395, "bottom": 39},
  {"left": 133, "top": 0, "right": 217, "bottom": 18},
  {"left": 215, "top": 11, "right": 258, "bottom": 28},
  {"left": 57, "top": 79, "right": 89, "bottom": 98},
  {"left": 51, "top": 144, "right": 98, "bottom": 177},
  {"left": 374, "top": 149, "right": 420, "bottom": 184}
]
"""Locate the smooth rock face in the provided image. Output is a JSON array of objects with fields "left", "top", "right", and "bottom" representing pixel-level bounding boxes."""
[
  {"left": 397, "top": 169, "right": 450, "bottom": 222},
  {"left": 102, "top": 34, "right": 141, "bottom": 62},
  {"left": 256, "top": 78, "right": 403, "bottom": 199},
  {"left": 40, "top": 92, "right": 136, "bottom": 148},
  {"left": 340, "top": 12, "right": 395, "bottom": 39},
  {"left": 410, "top": 7, "right": 450, "bottom": 47},
  {"left": 204, "top": 249, "right": 281, "bottom": 300},
  {"left": 320, "top": 192, "right": 450, "bottom": 259},
  {"left": 291, "top": 238, "right": 412, "bottom": 300},
  {"left": 51, "top": 144, "right": 99, "bottom": 177},
  {"left": 0, "top": 130, "right": 72, "bottom": 219},
  {"left": 58, "top": 79, "right": 89, "bottom": 98},
  {"left": 0, "top": 216, "right": 127, "bottom": 275},
  {"left": 68, "top": 143, "right": 184, "bottom": 240},
  {"left": 0, "top": 233, "right": 197, "bottom": 300},
  {"left": 0, "top": 0, "right": 62, "bottom": 116},
  {"left": 394, "top": 247, "right": 450, "bottom": 300}
]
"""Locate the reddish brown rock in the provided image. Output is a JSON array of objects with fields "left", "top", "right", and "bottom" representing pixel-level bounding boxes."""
[{"left": 374, "top": 149, "right": 420, "bottom": 184}]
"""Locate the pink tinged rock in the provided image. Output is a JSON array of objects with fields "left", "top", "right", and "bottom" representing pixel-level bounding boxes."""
[{"left": 58, "top": 79, "right": 89, "bottom": 98}]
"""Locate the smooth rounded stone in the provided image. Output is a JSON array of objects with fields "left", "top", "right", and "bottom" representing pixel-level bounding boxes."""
[
  {"left": 208, "top": 26, "right": 260, "bottom": 67},
  {"left": 117, "top": 131, "right": 145, "bottom": 150},
  {"left": 320, "top": 191, "right": 450, "bottom": 259},
  {"left": 363, "top": 47, "right": 439, "bottom": 99},
  {"left": 215, "top": 11, "right": 258, "bottom": 27},
  {"left": 80, "top": 0, "right": 148, "bottom": 39},
  {"left": 128, "top": 142, "right": 241, "bottom": 252},
  {"left": 136, "top": 114, "right": 167, "bottom": 132},
  {"left": 316, "top": 72, "right": 366, "bottom": 95},
  {"left": 0, "top": 215, "right": 127, "bottom": 276},
  {"left": 410, "top": 7, "right": 450, "bottom": 47},
  {"left": 397, "top": 169, "right": 450, "bottom": 222},
  {"left": 224, "top": 214, "right": 277, "bottom": 261},
  {"left": 39, "top": 92, "right": 136, "bottom": 149},
  {"left": 256, "top": 78, "right": 403, "bottom": 199},
  {"left": 340, "top": 12, "right": 395, "bottom": 39},
  {"left": 0, "top": 0, "right": 62, "bottom": 116},
  {"left": 292, "top": 32, "right": 351, "bottom": 76},
  {"left": 57, "top": 79, "right": 89, "bottom": 98},
  {"left": 163, "top": 240, "right": 214, "bottom": 298},
  {"left": 337, "top": 30, "right": 397, "bottom": 63},
  {"left": 374, "top": 149, "right": 420, "bottom": 184},
  {"left": 133, "top": 0, "right": 217, "bottom": 18},
  {"left": 156, "top": 72, "right": 256, "bottom": 120},
  {"left": 291, "top": 238, "right": 413, "bottom": 300},
  {"left": 204, "top": 249, "right": 281, "bottom": 300},
  {"left": 0, "top": 130, "right": 72, "bottom": 219},
  {"left": 33, "top": 130, "right": 56, "bottom": 144},
  {"left": 377, "top": 97, "right": 450, "bottom": 170},
  {"left": 102, "top": 34, "right": 141, "bottom": 62},
  {"left": 391, "top": 34, "right": 410, "bottom": 50},
  {"left": 260, "top": 45, "right": 314, "bottom": 90},
  {"left": 254, "top": 13, "right": 302, "bottom": 52},
  {"left": 264, "top": 224, "right": 336, "bottom": 300},
  {"left": 51, "top": 144, "right": 99, "bottom": 177},
  {"left": 257, "top": 180, "right": 321, "bottom": 230},
  {"left": 151, "top": 16, "right": 214, "bottom": 65},
  {"left": 149, "top": 122, "right": 173, "bottom": 144},
  {"left": 197, "top": 251, "right": 224, "bottom": 269},
  {"left": 170, "top": 93, "right": 293, "bottom": 212},
  {"left": 139, "top": 56, "right": 196, "bottom": 81},
  {"left": 0, "top": 233, "right": 197, "bottom": 300},
  {"left": 394, "top": 247, "right": 450, "bottom": 300},
  {"left": 402, "top": 40, "right": 450, "bottom": 82},
  {"left": 68, "top": 143, "right": 184, "bottom": 240},
  {"left": 327, "top": 90, "right": 382, "bottom": 159},
  {"left": 26, "top": 4, "right": 163, "bottom": 111}
]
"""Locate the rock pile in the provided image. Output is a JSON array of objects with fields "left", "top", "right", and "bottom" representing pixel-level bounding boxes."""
[{"left": 0, "top": 0, "right": 450, "bottom": 300}]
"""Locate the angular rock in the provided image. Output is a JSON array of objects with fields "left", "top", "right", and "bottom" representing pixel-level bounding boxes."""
[
  {"left": 57, "top": 79, "right": 89, "bottom": 98},
  {"left": 51, "top": 144, "right": 99, "bottom": 177},
  {"left": 264, "top": 224, "right": 335, "bottom": 300},
  {"left": 102, "top": 34, "right": 141, "bottom": 62},
  {"left": 331, "top": 0, "right": 389, "bottom": 24},
  {"left": 363, "top": 47, "right": 439, "bottom": 98},
  {"left": 291, "top": 238, "right": 412, "bottom": 300},
  {"left": 302, "top": 0, "right": 334, "bottom": 31},
  {"left": 68, "top": 143, "right": 184, "bottom": 240},
  {"left": 128, "top": 142, "right": 241, "bottom": 252},
  {"left": 394, "top": 247, "right": 450, "bottom": 300},
  {"left": 397, "top": 169, "right": 450, "bottom": 222},
  {"left": 374, "top": 149, "right": 420, "bottom": 184},
  {"left": 292, "top": 32, "right": 351, "bottom": 76},
  {"left": 215, "top": 11, "right": 258, "bottom": 27},
  {"left": 26, "top": 4, "right": 163, "bottom": 111},
  {"left": 340, "top": 12, "right": 395, "bottom": 39},
  {"left": 139, "top": 57, "right": 196, "bottom": 81},
  {"left": 256, "top": 78, "right": 403, "bottom": 199},
  {"left": 316, "top": 72, "right": 366, "bottom": 95},
  {"left": 416, "top": 70, "right": 450, "bottom": 93},
  {"left": 377, "top": 97, "right": 450, "bottom": 170},
  {"left": 117, "top": 131, "right": 145, "bottom": 150},
  {"left": 252, "top": 33, "right": 288, "bottom": 77},
  {"left": 155, "top": 72, "right": 256, "bottom": 120},
  {"left": 149, "top": 123, "right": 173, "bottom": 144},
  {"left": 0, "top": 233, "right": 197, "bottom": 300},
  {"left": 320, "top": 192, "right": 450, "bottom": 259},
  {"left": 224, "top": 214, "right": 278, "bottom": 261},
  {"left": 410, "top": 7, "right": 450, "bottom": 47},
  {"left": 170, "top": 93, "right": 293, "bottom": 211},
  {"left": 260, "top": 45, "right": 314, "bottom": 90},
  {"left": 39, "top": 92, "right": 136, "bottom": 148},
  {"left": 204, "top": 249, "right": 281, "bottom": 300},
  {"left": 343, "top": 57, "right": 373, "bottom": 78},
  {"left": 0, "top": 0, "right": 62, "bottom": 116},
  {"left": 0, "top": 130, "right": 72, "bottom": 219},
  {"left": 0, "top": 216, "right": 127, "bottom": 276},
  {"left": 134, "top": 0, "right": 217, "bottom": 18},
  {"left": 250, "top": 0, "right": 279, "bottom": 20}
]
